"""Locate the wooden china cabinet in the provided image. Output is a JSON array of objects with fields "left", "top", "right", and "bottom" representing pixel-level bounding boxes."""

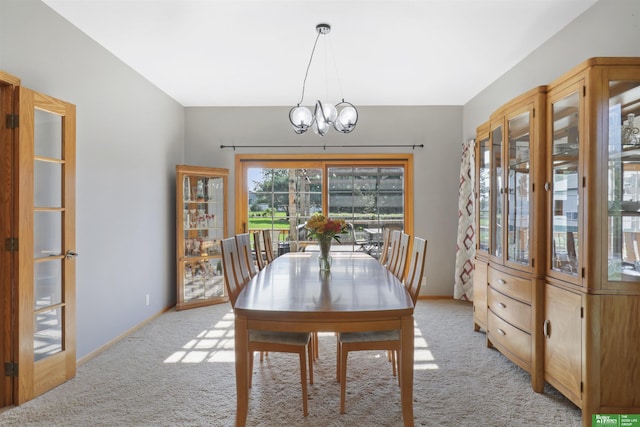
[
  {"left": 473, "top": 87, "right": 547, "bottom": 393},
  {"left": 543, "top": 58, "right": 640, "bottom": 423},
  {"left": 175, "top": 165, "right": 228, "bottom": 310},
  {"left": 475, "top": 58, "right": 640, "bottom": 426}
]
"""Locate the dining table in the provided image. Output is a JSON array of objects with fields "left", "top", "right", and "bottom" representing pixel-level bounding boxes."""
[{"left": 233, "top": 251, "right": 415, "bottom": 426}]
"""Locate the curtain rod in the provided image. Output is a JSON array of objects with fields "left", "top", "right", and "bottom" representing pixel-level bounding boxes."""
[{"left": 220, "top": 144, "right": 424, "bottom": 150}]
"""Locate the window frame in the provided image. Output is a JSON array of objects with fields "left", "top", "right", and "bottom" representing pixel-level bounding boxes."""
[{"left": 234, "top": 154, "right": 414, "bottom": 239}]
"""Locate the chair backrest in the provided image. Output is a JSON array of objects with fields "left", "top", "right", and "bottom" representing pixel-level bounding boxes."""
[
  {"left": 378, "top": 228, "right": 391, "bottom": 265},
  {"left": 235, "top": 233, "right": 257, "bottom": 280},
  {"left": 263, "top": 229, "right": 275, "bottom": 263},
  {"left": 392, "top": 232, "right": 411, "bottom": 281},
  {"left": 386, "top": 230, "right": 402, "bottom": 271},
  {"left": 405, "top": 237, "right": 427, "bottom": 305},
  {"left": 220, "top": 237, "right": 246, "bottom": 308},
  {"left": 252, "top": 230, "right": 266, "bottom": 270}
]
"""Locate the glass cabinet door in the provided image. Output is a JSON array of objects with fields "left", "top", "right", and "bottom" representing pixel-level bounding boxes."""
[
  {"left": 177, "top": 166, "right": 228, "bottom": 310},
  {"left": 607, "top": 79, "right": 640, "bottom": 281},
  {"left": 477, "top": 133, "right": 491, "bottom": 253},
  {"left": 491, "top": 124, "right": 504, "bottom": 259},
  {"left": 550, "top": 91, "right": 580, "bottom": 276},
  {"left": 507, "top": 110, "right": 532, "bottom": 265}
]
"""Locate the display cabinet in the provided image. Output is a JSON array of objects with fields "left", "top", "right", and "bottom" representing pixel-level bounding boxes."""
[
  {"left": 543, "top": 58, "right": 640, "bottom": 425},
  {"left": 474, "top": 87, "right": 546, "bottom": 393},
  {"left": 473, "top": 122, "right": 490, "bottom": 332},
  {"left": 176, "top": 165, "right": 228, "bottom": 310}
]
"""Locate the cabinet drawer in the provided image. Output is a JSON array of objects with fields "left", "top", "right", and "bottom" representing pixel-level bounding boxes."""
[
  {"left": 488, "top": 310, "right": 531, "bottom": 366},
  {"left": 488, "top": 267, "right": 531, "bottom": 304},
  {"left": 487, "top": 286, "right": 531, "bottom": 332}
]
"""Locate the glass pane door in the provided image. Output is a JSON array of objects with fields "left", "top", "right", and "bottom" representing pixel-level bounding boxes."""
[
  {"left": 507, "top": 111, "right": 531, "bottom": 265},
  {"left": 550, "top": 91, "right": 580, "bottom": 275},
  {"left": 491, "top": 125, "right": 503, "bottom": 258},
  {"left": 607, "top": 80, "right": 640, "bottom": 281},
  {"left": 33, "top": 108, "right": 64, "bottom": 361},
  {"left": 181, "top": 174, "right": 225, "bottom": 304},
  {"left": 477, "top": 135, "right": 490, "bottom": 252}
]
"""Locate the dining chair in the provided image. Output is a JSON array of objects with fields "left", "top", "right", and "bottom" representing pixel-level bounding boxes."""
[
  {"left": 385, "top": 229, "right": 402, "bottom": 271},
  {"left": 235, "top": 232, "right": 257, "bottom": 281},
  {"left": 252, "top": 230, "right": 266, "bottom": 271},
  {"left": 378, "top": 228, "right": 391, "bottom": 265},
  {"left": 392, "top": 232, "right": 411, "bottom": 282},
  {"left": 220, "top": 237, "right": 314, "bottom": 416},
  {"left": 336, "top": 237, "right": 427, "bottom": 414},
  {"left": 262, "top": 229, "right": 276, "bottom": 263}
]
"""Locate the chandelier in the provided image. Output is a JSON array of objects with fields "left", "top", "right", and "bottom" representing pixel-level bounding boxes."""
[
  {"left": 289, "top": 23, "right": 358, "bottom": 136},
  {"left": 622, "top": 113, "right": 640, "bottom": 145}
]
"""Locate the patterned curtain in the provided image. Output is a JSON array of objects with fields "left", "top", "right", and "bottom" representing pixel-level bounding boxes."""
[{"left": 454, "top": 139, "right": 475, "bottom": 300}]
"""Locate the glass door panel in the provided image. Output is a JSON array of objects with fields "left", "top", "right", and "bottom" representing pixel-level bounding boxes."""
[
  {"left": 181, "top": 173, "right": 225, "bottom": 305},
  {"left": 507, "top": 111, "right": 531, "bottom": 265},
  {"left": 607, "top": 80, "right": 640, "bottom": 281},
  {"left": 550, "top": 92, "right": 580, "bottom": 275},
  {"left": 491, "top": 125, "right": 503, "bottom": 258},
  {"left": 477, "top": 134, "right": 490, "bottom": 253},
  {"left": 33, "top": 109, "right": 65, "bottom": 362}
]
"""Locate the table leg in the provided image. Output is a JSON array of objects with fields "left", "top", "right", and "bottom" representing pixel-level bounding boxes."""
[
  {"left": 400, "top": 314, "right": 415, "bottom": 427},
  {"left": 235, "top": 314, "right": 249, "bottom": 427}
]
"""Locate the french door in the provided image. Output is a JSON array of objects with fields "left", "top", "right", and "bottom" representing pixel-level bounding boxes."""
[{"left": 0, "top": 72, "right": 77, "bottom": 406}]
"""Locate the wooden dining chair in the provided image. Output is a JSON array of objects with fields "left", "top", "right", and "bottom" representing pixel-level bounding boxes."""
[
  {"left": 392, "top": 232, "right": 411, "bottom": 282},
  {"left": 378, "top": 228, "right": 392, "bottom": 265},
  {"left": 252, "top": 230, "right": 266, "bottom": 271},
  {"left": 262, "top": 229, "right": 276, "bottom": 263},
  {"left": 220, "top": 237, "right": 314, "bottom": 416},
  {"left": 336, "top": 237, "right": 427, "bottom": 414},
  {"left": 235, "top": 232, "right": 257, "bottom": 281}
]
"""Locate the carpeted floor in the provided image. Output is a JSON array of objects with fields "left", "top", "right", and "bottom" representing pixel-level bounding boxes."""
[{"left": 0, "top": 299, "right": 582, "bottom": 426}]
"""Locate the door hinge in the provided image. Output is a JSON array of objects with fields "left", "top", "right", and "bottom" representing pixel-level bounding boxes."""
[
  {"left": 4, "top": 362, "right": 18, "bottom": 377},
  {"left": 581, "top": 307, "right": 584, "bottom": 318},
  {"left": 580, "top": 381, "right": 584, "bottom": 393},
  {"left": 5, "top": 237, "right": 18, "bottom": 252},
  {"left": 5, "top": 114, "right": 18, "bottom": 129},
  {"left": 583, "top": 86, "right": 586, "bottom": 97},
  {"left": 582, "top": 267, "right": 585, "bottom": 278}
]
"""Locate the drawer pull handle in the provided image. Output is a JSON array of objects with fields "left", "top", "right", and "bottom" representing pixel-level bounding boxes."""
[
  {"left": 544, "top": 320, "right": 551, "bottom": 338},
  {"left": 498, "top": 302, "right": 506, "bottom": 309},
  {"left": 497, "top": 328, "right": 506, "bottom": 336},
  {"left": 497, "top": 279, "right": 507, "bottom": 285}
]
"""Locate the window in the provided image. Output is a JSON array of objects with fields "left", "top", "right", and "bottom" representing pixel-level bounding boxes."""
[{"left": 235, "top": 154, "right": 413, "bottom": 252}]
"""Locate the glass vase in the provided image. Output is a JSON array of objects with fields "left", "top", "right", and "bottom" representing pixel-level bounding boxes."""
[{"left": 318, "top": 238, "right": 332, "bottom": 270}]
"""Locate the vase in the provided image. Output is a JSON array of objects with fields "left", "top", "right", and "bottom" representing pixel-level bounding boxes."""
[{"left": 318, "top": 238, "right": 332, "bottom": 270}]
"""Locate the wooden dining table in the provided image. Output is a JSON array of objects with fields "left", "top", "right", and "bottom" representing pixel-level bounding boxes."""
[{"left": 233, "top": 251, "right": 415, "bottom": 426}]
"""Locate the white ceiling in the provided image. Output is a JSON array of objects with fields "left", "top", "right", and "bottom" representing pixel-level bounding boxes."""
[{"left": 42, "top": 0, "right": 598, "bottom": 107}]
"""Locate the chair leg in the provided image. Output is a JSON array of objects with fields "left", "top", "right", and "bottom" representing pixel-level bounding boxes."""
[
  {"left": 340, "top": 346, "right": 348, "bottom": 414},
  {"left": 391, "top": 349, "right": 397, "bottom": 378},
  {"left": 307, "top": 342, "right": 314, "bottom": 385},
  {"left": 336, "top": 338, "right": 341, "bottom": 382},
  {"left": 313, "top": 332, "right": 319, "bottom": 360},
  {"left": 249, "top": 351, "right": 254, "bottom": 388},
  {"left": 299, "top": 350, "right": 309, "bottom": 417}
]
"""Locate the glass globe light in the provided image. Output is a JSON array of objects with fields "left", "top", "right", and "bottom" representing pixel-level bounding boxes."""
[
  {"left": 289, "top": 106, "right": 313, "bottom": 134},
  {"left": 335, "top": 105, "right": 358, "bottom": 133},
  {"left": 323, "top": 103, "right": 337, "bottom": 123}
]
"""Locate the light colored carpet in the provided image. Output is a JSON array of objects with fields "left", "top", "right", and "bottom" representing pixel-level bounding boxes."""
[{"left": 0, "top": 299, "right": 581, "bottom": 426}]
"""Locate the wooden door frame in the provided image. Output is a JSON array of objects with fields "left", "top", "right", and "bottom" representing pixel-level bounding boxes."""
[{"left": 0, "top": 70, "right": 21, "bottom": 407}]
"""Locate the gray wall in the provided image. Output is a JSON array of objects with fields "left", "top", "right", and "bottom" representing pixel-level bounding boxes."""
[
  {"left": 464, "top": 0, "right": 640, "bottom": 140},
  {"left": 1, "top": 0, "right": 185, "bottom": 359},
  {"left": 185, "top": 105, "right": 463, "bottom": 297}
]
